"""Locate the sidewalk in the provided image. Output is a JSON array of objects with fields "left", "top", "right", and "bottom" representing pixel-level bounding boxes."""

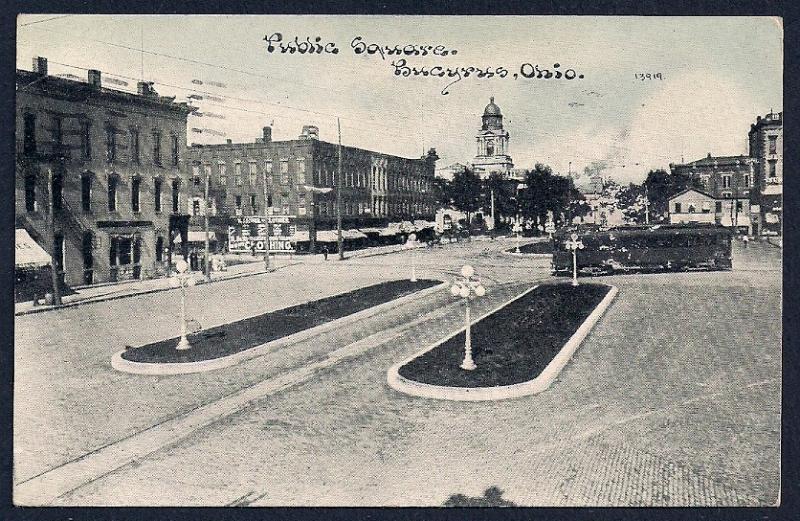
[{"left": 14, "top": 260, "right": 287, "bottom": 316}]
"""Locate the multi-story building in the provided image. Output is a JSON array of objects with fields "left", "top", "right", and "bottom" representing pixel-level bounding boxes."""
[
  {"left": 748, "top": 111, "right": 783, "bottom": 235},
  {"left": 187, "top": 126, "right": 438, "bottom": 249},
  {"left": 16, "top": 57, "right": 195, "bottom": 286},
  {"left": 669, "top": 154, "right": 756, "bottom": 232}
]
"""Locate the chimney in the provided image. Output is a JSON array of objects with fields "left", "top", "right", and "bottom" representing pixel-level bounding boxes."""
[
  {"left": 32, "top": 56, "right": 48, "bottom": 76},
  {"left": 263, "top": 126, "right": 272, "bottom": 143},
  {"left": 137, "top": 81, "right": 157, "bottom": 97},
  {"left": 88, "top": 69, "right": 102, "bottom": 89},
  {"left": 226, "top": 139, "right": 232, "bottom": 145}
]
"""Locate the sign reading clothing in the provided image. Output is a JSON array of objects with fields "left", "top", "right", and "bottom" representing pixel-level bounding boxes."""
[{"left": 228, "top": 216, "right": 295, "bottom": 253}]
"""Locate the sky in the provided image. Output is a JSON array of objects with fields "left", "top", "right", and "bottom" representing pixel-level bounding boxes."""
[{"left": 17, "top": 15, "right": 782, "bottom": 184}]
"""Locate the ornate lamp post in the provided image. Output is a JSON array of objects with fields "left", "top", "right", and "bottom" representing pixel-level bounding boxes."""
[
  {"left": 169, "top": 259, "right": 197, "bottom": 350},
  {"left": 450, "top": 264, "right": 486, "bottom": 371},
  {"left": 565, "top": 232, "right": 585, "bottom": 287},
  {"left": 404, "top": 232, "right": 418, "bottom": 282},
  {"left": 512, "top": 220, "right": 523, "bottom": 253}
]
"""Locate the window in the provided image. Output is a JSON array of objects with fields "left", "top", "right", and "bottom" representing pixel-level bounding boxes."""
[
  {"left": 192, "top": 199, "right": 201, "bottom": 216},
  {"left": 82, "top": 175, "right": 92, "bottom": 212},
  {"left": 23, "top": 113, "right": 36, "bottom": 156},
  {"left": 265, "top": 160, "right": 273, "bottom": 174},
  {"left": 118, "top": 237, "right": 132, "bottom": 266},
  {"left": 52, "top": 116, "right": 63, "bottom": 146},
  {"left": 154, "top": 178, "right": 162, "bottom": 212},
  {"left": 106, "top": 126, "right": 116, "bottom": 162},
  {"left": 155, "top": 236, "right": 164, "bottom": 262},
  {"left": 722, "top": 175, "right": 731, "bottom": 189},
  {"left": 50, "top": 172, "right": 63, "bottom": 212},
  {"left": 219, "top": 163, "right": 228, "bottom": 185},
  {"left": 674, "top": 202, "right": 682, "bottom": 213},
  {"left": 769, "top": 160, "right": 777, "bottom": 178},
  {"left": 250, "top": 194, "right": 258, "bottom": 213},
  {"left": 249, "top": 162, "right": 258, "bottom": 185},
  {"left": 108, "top": 176, "right": 118, "bottom": 211},
  {"left": 267, "top": 194, "right": 273, "bottom": 207},
  {"left": 172, "top": 179, "right": 180, "bottom": 212},
  {"left": 687, "top": 204, "right": 696, "bottom": 214},
  {"left": 768, "top": 135, "right": 777, "bottom": 154},
  {"left": 131, "top": 177, "right": 141, "bottom": 212},
  {"left": 130, "top": 129, "right": 140, "bottom": 163},
  {"left": 282, "top": 204, "right": 290, "bottom": 215},
  {"left": 715, "top": 201, "right": 723, "bottom": 213},
  {"left": 234, "top": 162, "right": 243, "bottom": 186},
  {"left": 296, "top": 158, "right": 305, "bottom": 174},
  {"left": 192, "top": 164, "right": 200, "bottom": 182},
  {"left": 281, "top": 174, "right": 289, "bottom": 186},
  {"left": 743, "top": 174, "right": 750, "bottom": 188},
  {"left": 204, "top": 164, "right": 212, "bottom": 183},
  {"left": 152, "top": 131, "right": 162, "bottom": 165},
  {"left": 81, "top": 121, "right": 92, "bottom": 159},
  {"left": 722, "top": 192, "right": 732, "bottom": 199},
  {"left": 235, "top": 195, "right": 242, "bottom": 210},
  {"left": 280, "top": 159, "right": 288, "bottom": 174},
  {"left": 702, "top": 201, "right": 711, "bottom": 213},
  {"left": 736, "top": 201, "right": 743, "bottom": 212},
  {"left": 25, "top": 174, "right": 36, "bottom": 212},
  {"left": 171, "top": 134, "right": 179, "bottom": 166}
]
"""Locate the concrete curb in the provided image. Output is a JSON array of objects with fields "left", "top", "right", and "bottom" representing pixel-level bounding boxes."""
[
  {"left": 15, "top": 264, "right": 294, "bottom": 317},
  {"left": 386, "top": 284, "right": 619, "bottom": 401},
  {"left": 111, "top": 280, "right": 448, "bottom": 376}
]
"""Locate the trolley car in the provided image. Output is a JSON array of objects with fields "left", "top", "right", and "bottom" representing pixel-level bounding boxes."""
[{"left": 551, "top": 224, "right": 732, "bottom": 276}]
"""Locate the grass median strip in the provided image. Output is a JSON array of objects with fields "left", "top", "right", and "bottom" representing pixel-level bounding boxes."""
[
  {"left": 508, "top": 241, "right": 554, "bottom": 255},
  {"left": 397, "top": 283, "right": 612, "bottom": 387},
  {"left": 122, "top": 279, "right": 440, "bottom": 364}
]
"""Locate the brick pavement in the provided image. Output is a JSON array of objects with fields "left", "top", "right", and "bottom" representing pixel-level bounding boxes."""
[{"left": 15, "top": 241, "right": 780, "bottom": 506}]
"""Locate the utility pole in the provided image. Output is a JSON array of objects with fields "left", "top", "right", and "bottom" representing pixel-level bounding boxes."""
[
  {"left": 644, "top": 184, "right": 650, "bottom": 225},
  {"left": 262, "top": 159, "right": 271, "bottom": 271},
  {"left": 203, "top": 170, "right": 210, "bottom": 279},
  {"left": 490, "top": 188, "right": 495, "bottom": 231},
  {"left": 336, "top": 117, "right": 344, "bottom": 260},
  {"left": 46, "top": 168, "right": 62, "bottom": 306}
]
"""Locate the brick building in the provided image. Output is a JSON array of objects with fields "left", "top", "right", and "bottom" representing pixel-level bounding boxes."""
[
  {"left": 187, "top": 126, "right": 438, "bottom": 249},
  {"left": 16, "top": 57, "right": 195, "bottom": 287},
  {"left": 669, "top": 154, "right": 756, "bottom": 232},
  {"left": 748, "top": 111, "right": 783, "bottom": 235}
]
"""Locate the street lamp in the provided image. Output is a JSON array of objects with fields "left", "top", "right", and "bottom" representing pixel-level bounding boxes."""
[
  {"left": 169, "top": 259, "right": 197, "bottom": 350},
  {"left": 450, "top": 264, "right": 486, "bottom": 371},
  {"left": 404, "top": 232, "right": 418, "bottom": 282},
  {"left": 512, "top": 220, "right": 522, "bottom": 253},
  {"left": 565, "top": 232, "right": 585, "bottom": 287}
]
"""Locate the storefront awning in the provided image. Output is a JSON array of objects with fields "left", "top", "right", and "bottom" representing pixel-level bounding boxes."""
[{"left": 15, "top": 229, "right": 51, "bottom": 268}]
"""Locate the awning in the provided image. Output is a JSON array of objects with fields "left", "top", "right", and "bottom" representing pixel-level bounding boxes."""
[
  {"left": 292, "top": 231, "right": 310, "bottom": 242},
  {"left": 379, "top": 228, "right": 401, "bottom": 236},
  {"left": 414, "top": 220, "right": 434, "bottom": 229},
  {"left": 315, "top": 230, "right": 340, "bottom": 242},
  {"left": 15, "top": 229, "right": 51, "bottom": 268},
  {"left": 342, "top": 229, "right": 368, "bottom": 240},
  {"left": 358, "top": 228, "right": 383, "bottom": 235},
  {"left": 175, "top": 231, "right": 217, "bottom": 243}
]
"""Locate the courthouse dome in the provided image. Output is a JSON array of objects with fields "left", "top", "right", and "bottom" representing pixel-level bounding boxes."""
[{"left": 483, "top": 97, "right": 502, "bottom": 116}]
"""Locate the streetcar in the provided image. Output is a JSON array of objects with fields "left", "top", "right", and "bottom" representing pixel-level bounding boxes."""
[{"left": 551, "top": 223, "right": 733, "bottom": 276}]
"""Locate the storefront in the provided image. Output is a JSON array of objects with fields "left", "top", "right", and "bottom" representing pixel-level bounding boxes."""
[{"left": 15, "top": 228, "right": 53, "bottom": 302}]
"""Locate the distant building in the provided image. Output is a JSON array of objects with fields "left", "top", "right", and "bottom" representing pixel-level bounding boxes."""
[
  {"left": 748, "top": 111, "right": 782, "bottom": 235},
  {"left": 187, "top": 127, "right": 438, "bottom": 248},
  {"left": 16, "top": 57, "right": 195, "bottom": 287},
  {"left": 667, "top": 189, "right": 717, "bottom": 225},
  {"left": 669, "top": 154, "right": 756, "bottom": 233},
  {"left": 435, "top": 162, "right": 467, "bottom": 181}
]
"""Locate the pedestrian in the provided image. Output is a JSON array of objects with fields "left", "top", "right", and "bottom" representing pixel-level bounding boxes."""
[
  {"left": 250, "top": 242, "right": 256, "bottom": 258},
  {"left": 189, "top": 248, "right": 199, "bottom": 271},
  {"left": 323, "top": 245, "right": 329, "bottom": 261},
  {"left": 743, "top": 234, "right": 749, "bottom": 248}
]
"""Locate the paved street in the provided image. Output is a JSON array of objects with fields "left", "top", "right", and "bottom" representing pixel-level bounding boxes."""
[{"left": 14, "top": 238, "right": 780, "bottom": 506}]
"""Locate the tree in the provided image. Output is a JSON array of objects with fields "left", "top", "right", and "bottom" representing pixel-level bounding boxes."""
[
  {"left": 431, "top": 176, "right": 451, "bottom": 208},
  {"left": 519, "top": 163, "right": 582, "bottom": 228},
  {"left": 643, "top": 169, "right": 704, "bottom": 222},
  {"left": 616, "top": 183, "right": 647, "bottom": 223},
  {"left": 449, "top": 167, "right": 483, "bottom": 225},
  {"left": 482, "top": 172, "right": 517, "bottom": 229}
]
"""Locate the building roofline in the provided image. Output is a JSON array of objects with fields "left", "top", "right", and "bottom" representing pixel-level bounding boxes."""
[
  {"left": 190, "top": 138, "right": 430, "bottom": 162},
  {"left": 17, "top": 69, "right": 196, "bottom": 116},
  {"left": 668, "top": 187, "right": 717, "bottom": 200}
]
